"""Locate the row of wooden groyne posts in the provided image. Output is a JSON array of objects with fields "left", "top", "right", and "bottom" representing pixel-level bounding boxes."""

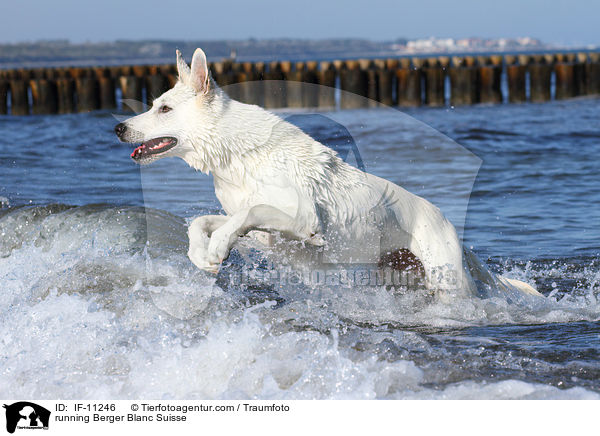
[{"left": 0, "top": 51, "right": 599, "bottom": 115}]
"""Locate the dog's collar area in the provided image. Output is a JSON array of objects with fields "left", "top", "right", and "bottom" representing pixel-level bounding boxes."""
[{"left": 131, "top": 137, "right": 178, "bottom": 161}]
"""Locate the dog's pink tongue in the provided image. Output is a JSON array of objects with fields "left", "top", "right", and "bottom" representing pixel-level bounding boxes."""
[
  {"left": 152, "top": 139, "right": 171, "bottom": 150},
  {"left": 131, "top": 145, "right": 145, "bottom": 158}
]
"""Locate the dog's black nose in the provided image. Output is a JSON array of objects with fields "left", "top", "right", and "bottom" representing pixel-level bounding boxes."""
[{"left": 114, "top": 123, "right": 127, "bottom": 138}]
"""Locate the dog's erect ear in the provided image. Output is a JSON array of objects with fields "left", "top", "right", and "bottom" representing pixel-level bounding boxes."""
[
  {"left": 176, "top": 49, "right": 191, "bottom": 85},
  {"left": 190, "top": 48, "right": 210, "bottom": 94}
]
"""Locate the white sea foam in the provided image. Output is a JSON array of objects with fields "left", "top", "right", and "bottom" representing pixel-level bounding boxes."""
[{"left": 1, "top": 205, "right": 599, "bottom": 399}]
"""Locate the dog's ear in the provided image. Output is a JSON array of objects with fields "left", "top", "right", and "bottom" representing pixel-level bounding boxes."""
[
  {"left": 190, "top": 48, "right": 210, "bottom": 94},
  {"left": 176, "top": 49, "right": 191, "bottom": 85}
]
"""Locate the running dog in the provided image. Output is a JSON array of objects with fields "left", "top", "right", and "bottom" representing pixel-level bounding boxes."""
[{"left": 115, "top": 48, "right": 540, "bottom": 296}]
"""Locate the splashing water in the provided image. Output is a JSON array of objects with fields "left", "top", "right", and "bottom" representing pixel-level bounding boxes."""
[
  {"left": 1, "top": 99, "right": 600, "bottom": 398},
  {"left": 1, "top": 204, "right": 599, "bottom": 399}
]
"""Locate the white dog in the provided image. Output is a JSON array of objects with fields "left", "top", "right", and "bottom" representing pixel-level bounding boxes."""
[{"left": 115, "top": 48, "right": 540, "bottom": 297}]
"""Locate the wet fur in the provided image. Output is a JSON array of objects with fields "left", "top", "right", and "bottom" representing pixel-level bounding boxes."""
[{"left": 116, "top": 48, "right": 541, "bottom": 297}]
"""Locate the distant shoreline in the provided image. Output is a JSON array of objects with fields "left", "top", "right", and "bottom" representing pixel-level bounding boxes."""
[{"left": 1, "top": 38, "right": 595, "bottom": 69}]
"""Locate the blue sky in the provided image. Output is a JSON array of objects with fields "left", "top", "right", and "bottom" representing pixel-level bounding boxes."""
[{"left": 1, "top": 0, "right": 597, "bottom": 46}]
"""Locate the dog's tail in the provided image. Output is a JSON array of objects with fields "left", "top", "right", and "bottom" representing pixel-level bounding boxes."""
[{"left": 498, "top": 276, "right": 543, "bottom": 297}]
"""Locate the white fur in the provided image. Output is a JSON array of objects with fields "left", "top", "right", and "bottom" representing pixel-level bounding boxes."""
[{"left": 118, "top": 48, "right": 542, "bottom": 297}]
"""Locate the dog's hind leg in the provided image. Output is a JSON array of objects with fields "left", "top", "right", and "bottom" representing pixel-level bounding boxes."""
[
  {"left": 188, "top": 215, "right": 230, "bottom": 272},
  {"left": 205, "top": 205, "right": 323, "bottom": 267}
]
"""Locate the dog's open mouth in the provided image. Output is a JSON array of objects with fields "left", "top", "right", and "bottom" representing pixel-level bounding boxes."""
[{"left": 131, "top": 137, "right": 178, "bottom": 161}]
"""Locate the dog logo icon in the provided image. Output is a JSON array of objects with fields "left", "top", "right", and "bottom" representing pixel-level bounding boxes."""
[{"left": 3, "top": 402, "right": 50, "bottom": 433}]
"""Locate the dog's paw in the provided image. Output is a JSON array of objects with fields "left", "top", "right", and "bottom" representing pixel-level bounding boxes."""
[
  {"left": 206, "top": 228, "right": 233, "bottom": 266},
  {"left": 188, "top": 247, "right": 220, "bottom": 274}
]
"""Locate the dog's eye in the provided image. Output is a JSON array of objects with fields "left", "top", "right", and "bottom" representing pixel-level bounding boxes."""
[{"left": 159, "top": 105, "right": 172, "bottom": 113}]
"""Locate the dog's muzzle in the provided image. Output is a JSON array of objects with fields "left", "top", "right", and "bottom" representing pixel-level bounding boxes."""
[
  {"left": 130, "top": 137, "right": 178, "bottom": 162},
  {"left": 114, "top": 123, "right": 127, "bottom": 140}
]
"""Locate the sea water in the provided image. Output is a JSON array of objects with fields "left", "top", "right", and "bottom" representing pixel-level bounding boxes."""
[{"left": 1, "top": 98, "right": 599, "bottom": 399}]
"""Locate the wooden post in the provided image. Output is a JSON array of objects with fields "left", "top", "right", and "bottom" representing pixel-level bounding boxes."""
[
  {"left": 588, "top": 51, "right": 600, "bottom": 85},
  {"left": 131, "top": 65, "right": 148, "bottom": 78},
  {"left": 376, "top": 67, "right": 393, "bottom": 106},
  {"left": 438, "top": 56, "right": 451, "bottom": 69},
  {"left": 159, "top": 64, "right": 177, "bottom": 77},
  {"left": 17, "top": 68, "right": 32, "bottom": 82},
  {"left": 530, "top": 54, "right": 544, "bottom": 64},
  {"left": 375, "top": 59, "right": 394, "bottom": 106},
  {"left": 76, "top": 77, "right": 100, "bottom": 112},
  {"left": 478, "top": 65, "right": 502, "bottom": 104},
  {"left": 504, "top": 55, "right": 517, "bottom": 66},
  {"left": 396, "top": 68, "right": 421, "bottom": 107},
  {"left": 0, "top": 81, "right": 7, "bottom": 114},
  {"left": 506, "top": 65, "right": 526, "bottom": 103},
  {"left": 489, "top": 55, "right": 503, "bottom": 66},
  {"left": 518, "top": 55, "right": 531, "bottom": 67},
  {"left": 146, "top": 74, "right": 169, "bottom": 106},
  {"left": 476, "top": 56, "right": 491, "bottom": 66},
  {"left": 229, "top": 71, "right": 245, "bottom": 103},
  {"left": 463, "top": 56, "right": 476, "bottom": 67},
  {"left": 93, "top": 67, "right": 116, "bottom": 110},
  {"left": 5, "top": 70, "right": 18, "bottom": 81},
  {"left": 251, "top": 62, "right": 266, "bottom": 107},
  {"left": 366, "top": 67, "right": 379, "bottom": 106},
  {"left": 573, "top": 60, "right": 586, "bottom": 96},
  {"left": 119, "top": 65, "right": 133, "bottom": 77},
  {"left": 119, "top": 76, "right": 143, "bottom": 112},
  {"left": 399, "top": 58, "right": 411, "bottom": 69},
  {"left": 340, "top": 60, "right": 368, "bottom": 109},
  {"left": 211, "top": 62, "right": 235, "bottom": 91},
  {"left": 411, "top": 57, "right": 424, "bottom": 69},
  {"left": 107, "top": 66, "right": 121, "bottom": 80},
  {"left": 303, "top": 61, "right": 319, "bottom": 108},
  {"left": 586, "top": 62, "right": 600, "bottom": 95},
  {"left": 98, "top": 77, "right": 116, "bottom": 110},
  {"left": 254, "top": 62, "right": 266, "bottom": 81},
  {"left": 29, "top": 79, "right": 58, "bottom": 114},
  {"left": 359, "top": 59, "right": 378, "bottom": 106},
  {"left": 44, "top": 68, "right": 58, "bottom": 80},
  {"left": 554, "top": 63, "right": 575, "bottom": 100},
  {"left": 263, "top": 62, "right": 286, "bottom": 109},
  {"left": 423, "top": 65, "right": 445, "bottom": 106},
  {"left": 222, "top": 72, "right": 241, "bottom": 101},
  {"left": 69, "top": 67, "right": 89, "bottom": 80},
  {"left": 449, "top": 67, "right": 477, "bottom": 106},
  {"left": 528, "top": 64, "right": 552, "bottom": 102},
  {"left": 317, "top": 61, "right": 336, "bottom": 109},
  {"left": 9, "top": 80, "right": 29, "bottom": 115},
  {"left": 237, "top": 63, "right": 262, "bottom": 106},
  {"left": 285, "top": 63, "right": 304, "bottom": 108},
  {"left": 56, "top": 79, "right": 76, "bottom": 114},
  {"left": 30, "top": 68, "right": 45, "bottom": 80}
]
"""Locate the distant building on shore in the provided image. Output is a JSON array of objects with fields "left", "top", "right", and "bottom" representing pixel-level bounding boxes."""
[{"left": 393, "top": 36, "right": 546, "bottom": 54}]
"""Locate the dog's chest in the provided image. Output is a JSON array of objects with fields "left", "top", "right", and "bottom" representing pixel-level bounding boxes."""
[
  {"left": 212, "top": 170, "right": 301, "bottom": 217},
  {"left": 213, "top": 177, "right": 255, "bottom": 214}
]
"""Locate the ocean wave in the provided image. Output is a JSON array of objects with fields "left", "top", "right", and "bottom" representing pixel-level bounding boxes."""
[{"left": 1, "top": 204, "right": 600, "bottom": 398}]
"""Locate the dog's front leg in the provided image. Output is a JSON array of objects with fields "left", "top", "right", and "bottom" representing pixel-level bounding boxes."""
[
  {"left": 188, "top": 214, "right": 230, "bottom": 272},
  {"left": 205, "top": 205, "right": 323, "bottom": 268}
]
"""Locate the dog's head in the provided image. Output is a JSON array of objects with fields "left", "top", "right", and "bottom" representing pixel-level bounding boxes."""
[{"left": 114, "top": 48, "right": 220, "bottom": 169}]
